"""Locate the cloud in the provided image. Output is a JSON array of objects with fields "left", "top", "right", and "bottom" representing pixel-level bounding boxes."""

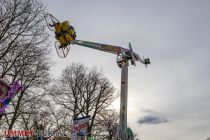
[
  {"left": 138, "top": 114, "right": 169, "bottom": 125},
  {"left": 206, "top": 137, "right": 210, "bottom": 140}
]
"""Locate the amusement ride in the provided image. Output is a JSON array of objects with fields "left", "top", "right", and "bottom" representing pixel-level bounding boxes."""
[{"left": 44, "top": 13, "right": 150, "bottom": 139}]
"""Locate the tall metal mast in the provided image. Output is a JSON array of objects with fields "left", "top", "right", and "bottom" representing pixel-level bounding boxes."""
[{"left": 72, "top": 40, "right": 150, "bottom": 135}]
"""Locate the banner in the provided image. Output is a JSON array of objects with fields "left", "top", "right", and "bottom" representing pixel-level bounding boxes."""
[{"left": 71, "top": 116, "right": 91, "bottom": 140}]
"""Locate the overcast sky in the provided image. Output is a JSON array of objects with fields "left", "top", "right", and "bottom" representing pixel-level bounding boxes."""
[{"left": 43, "top": 0, "right": 210, "bottom": 140}]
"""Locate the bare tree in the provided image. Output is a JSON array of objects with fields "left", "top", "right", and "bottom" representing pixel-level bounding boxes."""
[
  {"left": 48, "top": 63, "right": 117, "bottom": 137},
  {"left": 1, "top": 41, "right": 51, "bottom": 130},
  {"left": 94, "top": 109, "right": 138, "bottom": 140},
  {"left": 0, "top": 0, "right": 48, "bottom": 60},
  {"left": 18, "top": 97, "right": 71, "bottom": 140},
  {"left": 93, "top": 109, "right": 119, "bottom": 140},
  {"left": 0, "top": 0, "right": 52, "bottom": 130}
]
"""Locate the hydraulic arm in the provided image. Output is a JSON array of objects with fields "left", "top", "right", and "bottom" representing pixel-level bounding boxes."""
[{"left": 72, "top": 40, "right": 150, "bottom": 68}]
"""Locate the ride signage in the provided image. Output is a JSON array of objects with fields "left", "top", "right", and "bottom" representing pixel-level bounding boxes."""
[{"left": 71, "top": 116, "right": 91, "bottom": 140}]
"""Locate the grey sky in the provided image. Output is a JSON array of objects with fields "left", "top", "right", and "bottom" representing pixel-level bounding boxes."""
[{"left": 43, "top": 0, "right": 210, "bottom": 140}]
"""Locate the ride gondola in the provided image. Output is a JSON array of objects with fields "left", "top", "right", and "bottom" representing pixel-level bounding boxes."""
[{"left": 44, "top": 14, "right": 77, "bottom": 58}]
